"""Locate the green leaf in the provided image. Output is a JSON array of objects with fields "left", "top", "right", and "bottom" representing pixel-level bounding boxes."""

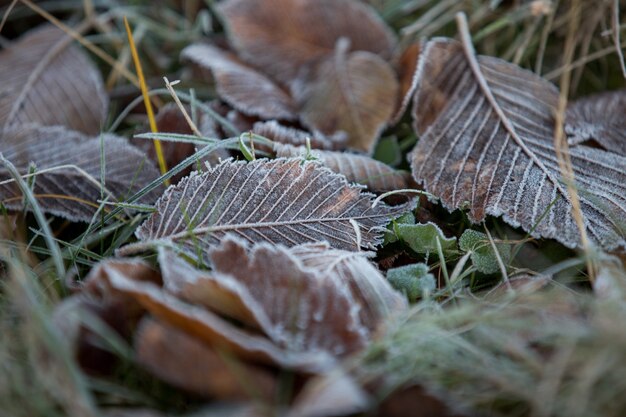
[
  {"left": 459, "top": 229, "right": 511, "bottom": 274},
  {"left": 387, "top": 263, "right": 436, "bottom": 301},
  {"left": 373, "top": 136, "right": 402, "bottom": 166},
  {"left": 396, "top": 222, "right": 456, "bottom": 255},
  {"left": 384, "top": 212, "right": 415, "bottom": 244}
]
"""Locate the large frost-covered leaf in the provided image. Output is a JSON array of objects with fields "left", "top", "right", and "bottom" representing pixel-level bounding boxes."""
[
  {"left": 181, "top": 44, "right": 296, "bottom": 120},
  {"left": 218, "top": 0, "right": 396, "bottom": 82},
  {"left": 410, "top": 38, "right": 626, "bottom": 251},
  {"left": 274, "top": 143, "right": 410, "bottom": 194},
  {"left": 291, "top": 41, "right": 399, "bottom": 153},
  {"left": 0, "top": 124, "right": 161, "bottom": 222},
  {"left": 131, "top": 158, "right": 413, "bottom": 258},
  {"left": 0, "top": 25, "right": 108, "bottom": 135},
  {"left": 565, "top": 89, "right": 626, "bottom": 156}
]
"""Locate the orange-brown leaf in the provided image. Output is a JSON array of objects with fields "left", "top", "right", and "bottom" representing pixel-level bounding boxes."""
[
  {"left": 135, "top": 318, "right": 277, "bottom": 400},
  {"left": 218, "top": 0, "right": 396, "bottom": 82},
  {"left": 181, "top": 44, "right": 297, "bottom": 120},
  {"left": 291, "top": 42, "right": 399, "bottom": 153}
]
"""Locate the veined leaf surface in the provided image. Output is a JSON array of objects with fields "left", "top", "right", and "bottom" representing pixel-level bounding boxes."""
[
  {"left": 0, "top": 124, "right": 160, "bottom": 222},
  {"left": 132, "top": 158, "right": 414, "bottom": 259},
  {"left": 410, "top": 38, "right": 626, "bottom": 250},
  {"left": 0, "top": 25, "right": 108, "bottom": 134}
]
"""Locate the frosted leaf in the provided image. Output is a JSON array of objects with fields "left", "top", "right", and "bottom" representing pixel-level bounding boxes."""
[
  {"left": 386, "top": 263, "right": 435, "bottom": 301},
  {"left": 287, "top": 241, "right": 408, "bottom": 329},
  {"left": 291, "top": 41, "right": 399, "bottom": 153},
  {"left": 459, "top": 229, "right": 511, "bottom": 274},
  {"left": 252, "top": 121, "right": 347, "bottom": 151},
  {"left": 0, "top": 124, "right": 161, "bottom": 222},
  {"left": 181, "top": 44, "right": 296, "bottom": 120},
  {"left": 218, "top": 0, "right": 396, "bottom": 82},
  {"left": 101, "top": 258, "right": 336, "bottom": 372},
  {"left": 0, "top": 25, "right": 108, "bottom": 135},
  {"left": 130, "top": 158, "right": 414, "bottom": 260},
  {"left": 565, "top": 89, "right": 626, "bottom": 156},
  {"left": 273, "top": 143, "right": 411, "bottom": 194},
  {"left": 159, "top": 237, "right": 405, "bottom": 363},
  {"left": 410, "top": 39, "right": 626, "bottom": 251},
  {"left": 394, "top": 221, "right": 457, "bottom": 255}
]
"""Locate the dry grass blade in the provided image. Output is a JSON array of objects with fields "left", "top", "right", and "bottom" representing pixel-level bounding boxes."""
[
  {"left": 410, "top": 37, "right": 626, "bottom": 251},
  {"left": 128, "top": 158, "right": 414, "bottom": 260},
  {"left": 0, "top": 24, "right": 108, "bottom": 135}
]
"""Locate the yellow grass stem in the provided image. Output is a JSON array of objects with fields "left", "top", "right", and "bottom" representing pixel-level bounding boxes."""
[{"left": 124, "top": 16, "right": 169, "bottom": 185}]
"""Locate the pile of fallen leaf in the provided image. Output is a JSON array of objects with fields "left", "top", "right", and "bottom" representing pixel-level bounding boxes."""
[{"left": 1, "top": 0, "right": 626, "bottom": 415}]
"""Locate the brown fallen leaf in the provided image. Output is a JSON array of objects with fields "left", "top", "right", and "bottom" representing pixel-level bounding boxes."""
[
  {"left": 287, "top": 371, "right": 369, "bottom": 417},
  {"left": 0, "top": 124, "right": 161, "bottom": 222},
  {"left": 135, "top": 317, "right": 277, "bottom": 400},
  {"left": 218, "top": 0, "right": 396, "bottom": 82},
  {"left": 158, "top": 236, "right": 404, "bottom": 359},
  {"left": 287, "top": 242, "right": 408, "bottom": 332},
  {"left": 125, "top": 158, "right": 414, "bottom": 261},
  {"left": 273, "top": 143, "right": 411, "bottom": 194},
  {"left": 252, "top": 121, "right": 347, "bottom": 151},
  {"left": 410, "top": 38, "right": 626, "bottom": 251},
  {"left": 390, "top": 42, "right": 422, "bottom": 124},
  {"left": 291, "top": 40, "right": 399, "bottom": 153},
  {"left": 566, "top": 89, "right": 626, "bottom": 156},
  {"left": 181, "top": 44, "right": 297, "bottom": 120},
  {"left": 0, "top": 24, "right": 108, "bottom": 135},
  {"left": 101, "top": 264, "right": 334, "bottom": 372},
  {"left": 207, "top": 237, "right": 405, "bottom": 353},
  {"left": 53, "top": 259, "right": 161, "bottom": 374}
]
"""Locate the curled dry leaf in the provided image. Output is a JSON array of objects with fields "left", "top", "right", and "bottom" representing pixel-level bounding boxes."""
[
  {"left": 218, "top": 0, "right": 396, "bottom": 82},
  {"left": 0, "top": 24, "right": 108, "bottom": 135},
  {"left": 410, "top": 38, "right": 626, "bottom": 251},
  {"left": 252, "top": 121, "right": 347, "bottom": 151},
  {"left": 162, "top": 238, "right": 365, "bottom": 356},
  {"left": 565, "top": 89, "right": 626, "bottom": 156},
  {"left": 127, "top": 158, "right": 414, "bottom": 260},
  {"left": 287, "top": 242, "right": 408, "bottom": 330},
  {"left": 0, "top": 124, "right": 161, "bottom": 222},
  {"left": 157, "top": 236, "right": 404, "bottom": 367},
  {"left": 99, "top": 256, "right": 338, "bottom": 372},
  {"left": 288, "top": 371, "right": 369, "bottom": 417},
  {"left": 273, "top": 143, "right": 410, "bottom": 194},
  {"left": 291, "top": 40, "right": 399, "bottom": 153},
  {"left": 181, "top": 44, "right": 297, "bottom": 120},
  {"left": 53, "top": 259, "right": 160, "bottom": 374},
  {"left": 135, "top": 317, "right": 277, "bottom": 400},
  {"left": 390, "top": 42, "right": 422, "bottom": 124}
]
